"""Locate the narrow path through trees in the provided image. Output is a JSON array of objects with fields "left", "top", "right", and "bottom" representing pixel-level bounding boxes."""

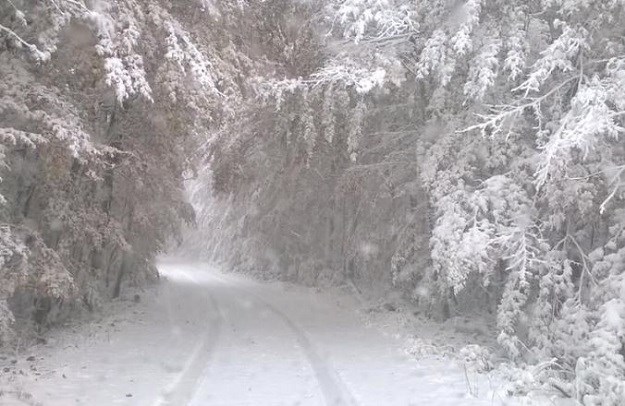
[{"left": 1, "top": 260, "right": 514, "bottom": 406}]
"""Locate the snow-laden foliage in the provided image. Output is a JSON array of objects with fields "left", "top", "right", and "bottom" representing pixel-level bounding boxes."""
[
  {"left": 328, "top": 0, "right": 417, "bottom": 43},
  {"left": 412, "top": 1, "right": 625, "bottom": 402}
]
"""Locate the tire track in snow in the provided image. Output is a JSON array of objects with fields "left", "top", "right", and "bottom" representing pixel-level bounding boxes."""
[
  {"left": 265, "top": 301, "right": 360, "bottom": 406},
  {"left": 214, "top": 275, "right": 359, "bottom": 406},
  {"left": 151, "top": 279, "right": 223, "bottom": 406}
]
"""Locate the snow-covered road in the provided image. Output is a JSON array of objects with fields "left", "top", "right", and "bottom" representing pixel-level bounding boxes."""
[{"left": 2, "top": 261, "right": 516, "bottom": 405}]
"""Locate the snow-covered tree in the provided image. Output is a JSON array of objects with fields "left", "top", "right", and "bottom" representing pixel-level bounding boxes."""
[{"left": 0, "top": 0, "right": 251, "bottom": 342}]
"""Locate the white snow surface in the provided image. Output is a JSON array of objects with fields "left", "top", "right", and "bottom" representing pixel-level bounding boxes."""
[{"left": 0, "top": 260, "right": 553, "bottom": 405}]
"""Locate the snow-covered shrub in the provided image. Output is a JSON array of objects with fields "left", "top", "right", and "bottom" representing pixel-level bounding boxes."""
[
  {"left": 404, "top": 336, "right": 455, "bottom": 359},
  {"left": 459, "top": 344, "right": 493, "bottom": 373}
]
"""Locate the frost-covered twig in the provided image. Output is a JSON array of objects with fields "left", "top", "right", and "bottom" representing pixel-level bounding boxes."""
[
  {"left": 599, "top": 166, "right": 624, "bottom": 214},
  {"left": 458, "top": 78, "right": 576, "bottom": 137}
]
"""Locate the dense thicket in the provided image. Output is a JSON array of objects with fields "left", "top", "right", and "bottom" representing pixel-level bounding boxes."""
[{"left": 187, "top": 0, "right": 625, "bottom": 403}]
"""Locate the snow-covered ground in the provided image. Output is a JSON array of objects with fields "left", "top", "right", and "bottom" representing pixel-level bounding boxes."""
[{"left": 1, "top": 260, "right": 557, "bottom": 405}]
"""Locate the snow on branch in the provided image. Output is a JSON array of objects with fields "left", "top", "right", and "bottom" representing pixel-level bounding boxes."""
[
  {"left": 458, "top": 77, "right": 577, "bottom": 138},
  {"left": 329, "top": 0, "right": 418, "bottom": 43},
  {"left": 514, "top": 25, "right": 588, "bottom": 97}
]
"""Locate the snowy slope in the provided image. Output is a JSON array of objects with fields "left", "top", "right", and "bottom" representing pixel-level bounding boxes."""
[{"left": 1, "top": 260, "right": 545, "bottom": 405}]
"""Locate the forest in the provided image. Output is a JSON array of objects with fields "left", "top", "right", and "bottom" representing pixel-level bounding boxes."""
[{"left": 1, "top": 1, "right": 624, "bottom": 405}]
